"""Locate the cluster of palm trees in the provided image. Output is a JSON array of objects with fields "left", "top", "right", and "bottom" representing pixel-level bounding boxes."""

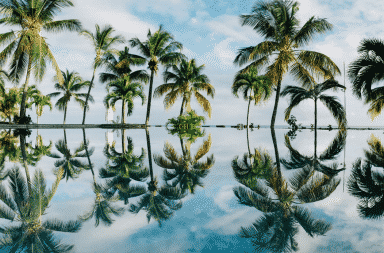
[{"left": 0, "top": 1, "right": 215, "bottom": 125}]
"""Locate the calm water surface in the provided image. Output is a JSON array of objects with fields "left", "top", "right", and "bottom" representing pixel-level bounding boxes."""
[{"left": 0, "top": 127, "right": 381, "bottom": 252}]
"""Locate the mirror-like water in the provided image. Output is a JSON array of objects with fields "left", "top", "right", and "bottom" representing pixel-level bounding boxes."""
[{"left": 0, "top": 127, "right": 380, "bottom": 252}]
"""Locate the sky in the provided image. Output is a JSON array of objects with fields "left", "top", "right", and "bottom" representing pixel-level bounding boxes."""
[{"left": 1, "top": 0, "right": 384, "bottom": 126}]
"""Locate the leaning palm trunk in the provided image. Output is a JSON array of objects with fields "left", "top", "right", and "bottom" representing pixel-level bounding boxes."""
[
  {"left": 82, "top": 129, "right": 97, "bottom": 183},
  {"left": 19, "top": 60, "right": 33, "bottom": 120},
  {"left": 145, "top": 128, "right": 154, "bottom": 184},
  {"left": 180, "top": 97, "right": 186, "bottom": 116},
  {"left": 82, "top": 67, "right": 96, "bottom": 124},
  {"left": 145, "top": 70, "right": 155, "bottom": 125},
  {"left": 246, "top": 95, "right": 252, "bottom": 129},
  {"left": 271, "top": 78, "right": 282, "bottom": 129},
  {"left": 271, "top": 127, "right": 282, "bottom": 197},
  {"left": 20, "top": 134, "right": 32, "bottom": 194},
  {"left": 63, "top": 104, "right": 68, "bottom": 124}
]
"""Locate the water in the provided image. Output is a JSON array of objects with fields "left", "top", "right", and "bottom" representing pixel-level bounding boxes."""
[{"left": 0, "top": 127, "right": 382, "bottom": 252}]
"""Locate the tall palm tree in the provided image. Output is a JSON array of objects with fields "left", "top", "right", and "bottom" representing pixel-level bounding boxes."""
[
  {"left": 281, "top": 79, "right": 347, "bottom": 130},
  {"left": 129, "top": 129, "right": 186, "bottom": 226},
  {"left": 348, "top": 135, "right": 384, "bottom": 219},
  {"left": 232, "top": 67, "right": 272, "bottom": 128},
  {"left": 130, "top": 25, "right": 185, "bottom": 125},
  {"left": 234, "top": 0, "right": 340, "bottom": 128},
  {"left": 154, "top": 58, "right": 215, "bottom": 118},
  {"left": 0, "top": 166, "right": 81, "bottom": 252},
  {"left": 154, "top": 135, "right": 214, "bottom": 194},
  {"left": 348, "top": 38, "right": 384, "bottom": 120},
  {"left": 80, "top": 24, "right": 125, "bottom": 124},
  {"left": 48, "top": 70, "right": 91, "bottom": 124},
  {"left": 0, "top": 0, "right": 82, "bottom": 121},
  {"left": 104, "top": 77, "right": 146, "bottom": 124}
]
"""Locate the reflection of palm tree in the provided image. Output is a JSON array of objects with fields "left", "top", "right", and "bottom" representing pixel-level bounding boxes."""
[
  {"left": 0, "top": 88, "right": 20, "bottom": 122},
  {"left": 79, "top": 129, "right": 124, "bottom": 227},
  {"left": 0, "top": 167, "right": 81, "bottom": 252},
  {"left": 281, "top": 130, "right": 346, "bottom": 177},
  {"left": 0, "top": 130, "right": 19, "bottom": 165},
  {"left": 100, "top": 136, "right": 149, "bottom": 204},
  {"left": 48, "top": 131, "right": 88, "bottom": 181},
  {"left": 129, "top": 129, "right": 186, "bottom": 226},
  {"left": 154, "top": 135, "right": 214, "bottom": 194},
  {"left": 348, "top": 135, "right": 384, "bottom": 219}
]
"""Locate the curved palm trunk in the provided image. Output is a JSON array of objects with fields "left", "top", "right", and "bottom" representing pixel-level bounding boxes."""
[
  {"left": 82, "top": 129, "right": 96, "bottom": 184},
  {"left": 180, "top": 137, "right": 186, "bottom": 156},
  {"left": 122, "top": 101, "right": 126, "bottom": 124},
  {"left": 20, "top": 59, "right": 32, "bottom": 120},
  {"left": 20, "top": 134, "right": 32, "bottom": 194},
  {"left": 63, "top": 104, "right": 68, "bottom": 124},
  {"left": 180, "top": 97, "right": 185, "bottom": 116},
  {"left": 271, "top": 127, "right": 281, "bottom": 177},
  {"left": 82, "top": 67, "right": 97, "bottom": 125},
  {"left": 271, "top": 78, "right": 282, "bottom": 129},
  {"left": 145, "top": 128, "right": 155, "bottom": 185},
  {"left": 145, "top": 70, "right": 155, "bottom": 125}
]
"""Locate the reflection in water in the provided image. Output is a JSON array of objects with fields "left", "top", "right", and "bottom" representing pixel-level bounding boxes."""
[
  {"left": 233, "top": 128, "right": 338, "bottom": 252},
  {"left": 0, "top": 137, "right": 81, "bottom": 252},
  {"left": 129, "top": 129, "right": 186, "bottom": 227},
  {"left": 281, "top": 130, "right": 346, "bottom": 177},
  {"left": 78, "top": 130, "right": 125, "bottom": 227},
  {"left": 154, "top": 135, "right": 214, "bottom": 194},
  {"left": 348, "top": 135, "right": 384, "bottom": 219},
  {"left": 100, "top": 130, "right": 149, "bottom": 205}
]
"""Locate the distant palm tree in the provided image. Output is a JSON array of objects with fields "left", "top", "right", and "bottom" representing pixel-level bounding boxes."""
[
  {"left": 348, "top": 135, "right": 384, "bottom": 219},
  {"left": 48, "top": 70, "right": 91, "bottom": 124},
  {"left": 130, "top": 25, "right": 185, "bottom": 125},
  {"left": 348, "top": 38, "right": 384, "bottom": 120},
  {"left": 234, "top": 0, "right": 340, "bottom": 128},
  {"left": 0, "top": 0, "right": 82, "bottom": 120},
  {"left": 104, "top": 77, "right": 146, "bottom": 124},
  {"left": 0, "top": 167, "right": 81, "bottom": 252},
  {"left": 154, "top": 58, "right": 215, "bottom": 117},
  {"left": 0, "top": 87, "right": 19, "bottom": 122},
  {"left": 25, "top": 86, "right": 52, "bottom": 124},
  {"left": 154, "top": 135, "right": 214, "bottom": 194},
  {"left": 232, "top": 67, "right": 272, "bottom": 128},
  {"left": 80, "top": 24, "right": 125, "bottom": 124}
]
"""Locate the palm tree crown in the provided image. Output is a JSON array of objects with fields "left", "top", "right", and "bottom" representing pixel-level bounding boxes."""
[
  {"left": 0, "top": 0, "right": 82, "bottom": 120},
  {"left": 130, "top": 25, "right": 185, "bottom": 124},
  {"left": 234, "top": 0, "right": 340, "bottom": 128},
  {"left": 48, "top": 70, "right": 91, "bottom": 124}
]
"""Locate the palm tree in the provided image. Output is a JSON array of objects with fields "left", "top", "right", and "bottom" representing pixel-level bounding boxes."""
[
  {"left": 0, "top": 166, "right": 81, "bottom": 252},
  {"left": 80, "top": 24, "right": 125, "bottom": 124},
  {"left": 100, "top": 136, "right": 148, "bottom": 204},
  {"left": 348, "top": 38, "right": 384, "bottom": 120},
  {"left": 234, "top": 0, "right": 340, "bottom": 128},
  {"left": 281, "top": 130, "right": 346, "bottom": 177},
  {"left": 0, "top": 130, "right": 19, "bottom": 165},
  {"left": 25, "top": 86, "right": 52, "bottom": 124},
  {"left": 281, "top": 78, "right": 347, "bottom": 129},
  {"left": 130, "top": 25, "right": 185, "bottom": 125},
  {"left": 79, "top": 130, "right": 125, "bottom": 227},
  {"left": 0, "top": 0, "right": 82, "bottom": 121},
  {"left": 104, "top": 76, "right": 146, "bottom": 124},
  {"left": 0, "top": 87, "right": 19, "bottom": 122},
  {"left": 154, "top": 135, "right": 214, "bottom": 194},
  {"left": 129, "top": 129, "right": 186, "bottom": 226},
  {"left": 348, "top": 135, "right": 384, "bottom": 219},
  {"left": 232, "top": 67, "right": 272, "bottom": 128},
  {"left": 48, "top": 70, "right": 91, "bottom": 124},
  {"left": 154, "top": 58, "right": 215, "bottom": 118}
]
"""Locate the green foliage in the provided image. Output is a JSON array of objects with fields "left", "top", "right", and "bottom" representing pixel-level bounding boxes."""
[{"left": 166, "top": 110, "right": 205, "bottom": 143}]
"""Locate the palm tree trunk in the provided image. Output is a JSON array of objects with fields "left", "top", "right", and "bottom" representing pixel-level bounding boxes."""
[
  {"left": 82, "top": 67, "right": 97, "bottom": 125},
  {"left": 180, "top": 136, "right": 186, "bottom": 156},
  {"left": 180, "top": 97, "right": 185, "bottom": 116},
  {"left": 82, "top": 129, "right": 96, "bottom": 183},
  {"left": 145, "top": 70, "right": 155, "bottom": 125},
  {"left": 64, "top": 129, "right": 67, "bottom": 147},
  {"left": 247, "top": 93, "right": 252, "bottom": 156},
  {"left": 122, "top": 101, "right": 125, "bottom": 124},
  {"left": 314, "top": 98, "right": 318, "bottom": 158},
  {"left": 122, "top": 129, "right": 126, "bottom": 153},
  {"left": 270, "top": 77, "right": 282, "bottom": 129},
  {"left": 271, "top": 127, "right": 282, "bottom": 196},
  {"left": 20, "top": 134, "right": 32, "bottom": 194},
  {"left": 246, "top": 97, "right": 251, "bottom": 129},
  {"left": 20, "top": 59, "right": 32, "bottom": 120},
  {"left": 63, "top": 104, "right": 67, "bottom": 124}
]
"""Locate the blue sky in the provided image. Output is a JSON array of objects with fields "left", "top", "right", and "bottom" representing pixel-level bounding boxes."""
[{"left": 1, "top": 0, "right": 384, "bottom": 126}]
